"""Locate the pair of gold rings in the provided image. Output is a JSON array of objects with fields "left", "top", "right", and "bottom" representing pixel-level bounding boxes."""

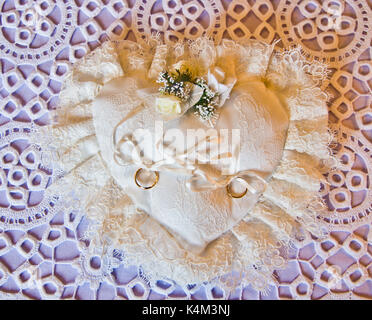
[{"left": 134, "top": 168, "right": 248, "bottom": 198}]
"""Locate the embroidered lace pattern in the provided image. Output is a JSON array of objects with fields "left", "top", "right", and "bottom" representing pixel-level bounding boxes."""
[{"left": 0, "top": 0, "right": 371, "bottom": 300}]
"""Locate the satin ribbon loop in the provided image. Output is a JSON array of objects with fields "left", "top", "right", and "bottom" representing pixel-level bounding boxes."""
[
  {"left": 113, "top": 123, "right": 267, "bottom": 196},
  {"left": 186, "top": 169, "right": 267, "bottom": 196}
]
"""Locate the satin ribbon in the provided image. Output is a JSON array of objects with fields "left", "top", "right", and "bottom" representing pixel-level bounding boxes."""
[{"left": 112, "top": 123, "right": 267, "bottom": 195}]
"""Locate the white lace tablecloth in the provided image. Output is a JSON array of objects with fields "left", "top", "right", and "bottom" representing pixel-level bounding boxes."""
[{"left": 0, "top": 0, "right": 371, "bottom": 300}]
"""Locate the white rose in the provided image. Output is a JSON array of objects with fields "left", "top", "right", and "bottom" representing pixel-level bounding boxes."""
[{"left": 155, "top": 96, "right": 182, "bottom": 115}]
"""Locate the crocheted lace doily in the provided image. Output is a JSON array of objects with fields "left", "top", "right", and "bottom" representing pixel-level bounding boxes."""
[{"left": 0, "top": 0, "right": 371, "bottom": 300}]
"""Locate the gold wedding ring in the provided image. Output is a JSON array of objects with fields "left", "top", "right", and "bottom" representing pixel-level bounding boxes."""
[
  {"left": 134, "top": 168, "right": 159, "bottom": 189},
  {"left": 226, "top": 178, "right": 248, "bottom": 199}
]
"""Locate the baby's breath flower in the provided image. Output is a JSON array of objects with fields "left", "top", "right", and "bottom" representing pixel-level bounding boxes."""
[{"left": 157, "top": 68, "right": 219, "bottom": 124}]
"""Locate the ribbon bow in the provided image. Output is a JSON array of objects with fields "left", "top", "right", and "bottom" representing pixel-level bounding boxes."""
[{"left": 113, "top": 125, "right": 267, "bottom": 196}]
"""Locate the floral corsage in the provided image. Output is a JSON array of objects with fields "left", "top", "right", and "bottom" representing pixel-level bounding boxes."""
[{"left": 156, "top": 62, "right": 236, "bottom": 126}]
